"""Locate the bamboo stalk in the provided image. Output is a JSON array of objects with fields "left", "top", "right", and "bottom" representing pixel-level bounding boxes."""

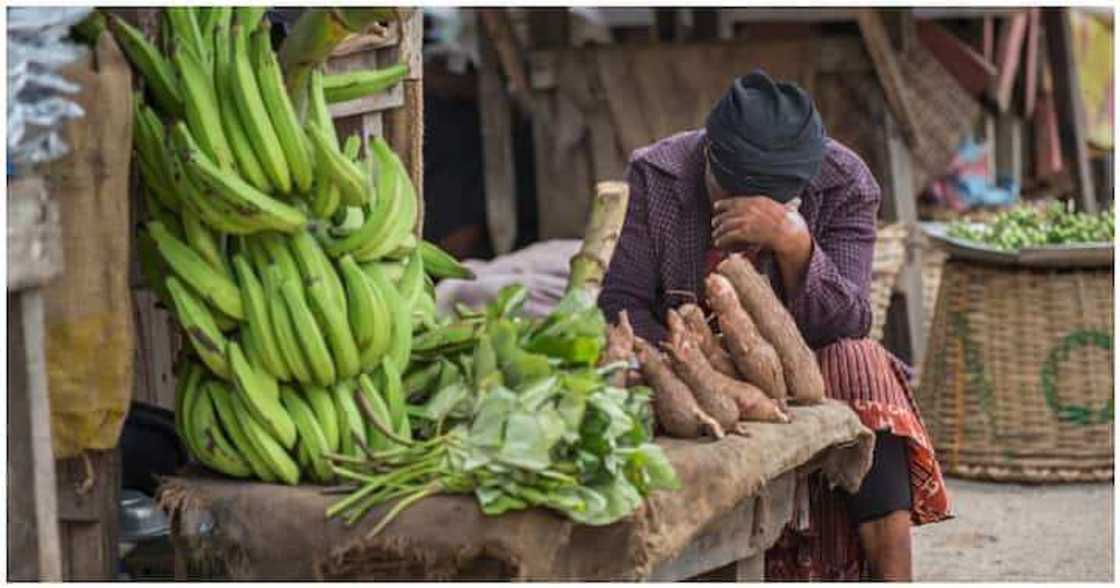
[{"left": 567, "top": 181, "right": 631, "bottom": 296}]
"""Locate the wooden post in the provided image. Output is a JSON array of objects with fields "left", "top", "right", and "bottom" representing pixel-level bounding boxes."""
[
  {"left": 857, "top": 9, "right": 921, "bottom": 152},
  {"left": 884, "top": 114, "right": 927, "bottom": 366},
  {"left": 478, "top": 12, "right": 519, "bottom": 255},
  {"left": 1042, "top": 7, "right": 1097, "bottom": 212},
  {"left": 995, "top": 114, "right": 1024, "bottom": 187},
  {"left": 7, "top": 178, "right": 64, "bottom": 582},
  {"left": 990, "top": 11, "right": 1029, "bottom": 113}
]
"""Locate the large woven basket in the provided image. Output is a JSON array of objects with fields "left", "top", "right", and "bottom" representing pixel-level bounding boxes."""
[
  {"left": 870, "top": 223, "right": 908, "bottom": 342},
  {"left": 916, "top": 259, "right": 1114, "bottom": 482}
]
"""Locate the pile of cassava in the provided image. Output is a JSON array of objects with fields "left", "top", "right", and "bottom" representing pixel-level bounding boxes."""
[{"left": 603, "top": 255, "right": 825, "bottom": 439}]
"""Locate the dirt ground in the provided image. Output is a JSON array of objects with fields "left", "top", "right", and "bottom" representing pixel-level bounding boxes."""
[{"left": 912, "top": 477, "right": 1114, "bottom": 581}]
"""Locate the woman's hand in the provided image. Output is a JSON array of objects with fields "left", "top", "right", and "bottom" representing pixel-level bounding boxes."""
[{"left": 712, "top": 196, "right": 810, "bottom": 257}]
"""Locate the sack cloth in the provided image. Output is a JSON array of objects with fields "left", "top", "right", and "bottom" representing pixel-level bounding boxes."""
[
  {"left": 41, "top": 32, "right": 134, "bottom": 459},
  {"left": 159, "top": 401, "right": 872, "bottom": 581}
]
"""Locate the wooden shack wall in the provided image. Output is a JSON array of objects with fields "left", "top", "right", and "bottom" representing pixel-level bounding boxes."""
[{"left": 525, "top": 37, "right": 894, "bottom": 240}]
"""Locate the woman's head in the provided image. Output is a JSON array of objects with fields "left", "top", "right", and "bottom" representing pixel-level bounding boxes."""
[{"left": 704, "top": 70, "right": 826, "bottom": 203}]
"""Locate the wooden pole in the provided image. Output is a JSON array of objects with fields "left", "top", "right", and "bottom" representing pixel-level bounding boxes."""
[
  {"left": 567, "top": 181, "right": 630, "bottom": 295},
  {"left": 1042, "top": 7, "right": 1098, "bottom": 212}
]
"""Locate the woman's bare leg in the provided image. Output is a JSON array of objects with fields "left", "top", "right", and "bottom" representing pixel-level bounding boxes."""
[{"left": 858, "top": 510, "right": 912, "bottom": 581}]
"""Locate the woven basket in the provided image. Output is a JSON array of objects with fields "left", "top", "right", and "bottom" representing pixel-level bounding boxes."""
[
  {"left": 870, "top": 223, "right": 908, "bottom": 341},
  {"left": 916, "top": 260, "right": 1114, "bottom": 482}
]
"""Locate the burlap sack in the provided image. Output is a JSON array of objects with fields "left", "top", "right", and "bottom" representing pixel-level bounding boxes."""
[{"left": 41, "top": 32, "right": 134, "bottom": 459}]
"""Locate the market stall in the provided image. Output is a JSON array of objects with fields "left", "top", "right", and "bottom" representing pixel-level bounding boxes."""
[
  {"left": 10, "top": 7, "right": 880, "bottom": 580},
  {"left": 162, "top": 402, "right": 871, "bottom": 581}
]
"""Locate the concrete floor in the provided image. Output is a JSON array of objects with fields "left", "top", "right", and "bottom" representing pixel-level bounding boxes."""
[{"left": 912, "top": 477, "right": 1114, "bottom": 582}]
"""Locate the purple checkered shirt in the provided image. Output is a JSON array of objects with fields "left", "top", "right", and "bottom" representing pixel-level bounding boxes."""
[{"left": 599, "top": 130, "right": 881, "bottom": 350}]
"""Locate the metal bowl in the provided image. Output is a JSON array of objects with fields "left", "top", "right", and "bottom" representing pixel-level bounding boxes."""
[{"left": 119, "top": 489, "right": 170, "bottom": 542}]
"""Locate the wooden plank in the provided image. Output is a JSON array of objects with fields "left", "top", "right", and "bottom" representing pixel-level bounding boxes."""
[
  {"left": 7, "top": 292, "right": 64, "bottom": 581},
  {"left": 478, "top": 13, "right": 519, "bottom": 255},
  {"left": 649, "top": 471, "right": 795, "bottom": 580},
  {"left": 916, "top": 20, "right": 997, "bottom": 97},
  {"left": 326, "top": 89, "right": 404, "bottom": 119},
  {"left": 990, "top": 11, "right": 1028, "bottom": 113},
  {"left": 995, "top": 114, "right": 1024, "bottom": 186},
  {"left": 528, "top": 8, "right": 569, "bottom": 48},
  {"left": 7, "top": 178, "right": 64, "bottom": 292},
  {"left": 982, "top": 16, "right": 994, "bottom": 60},
  {"left": 884, "top": 113, "right": 927, "bottom": 365},
  {"left": 1042, "top": 7, "right": 1097, "bottom": 212},
  {"left": 1022, "top": 8, "right": 1041, "bottom": 117},
  {"left": 56, "top": 450, "right": 120, "bottom": 580},
  {"left": 857, "top": 9, "right": 922, "bottom": 151},
  {"left": 478, "top": 8, "right": 531, "bottom": 108}
]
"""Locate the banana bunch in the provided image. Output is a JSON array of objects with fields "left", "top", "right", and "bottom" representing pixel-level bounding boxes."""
[{"left": 114, "top": 7, "right": 473, "bottom": 485}]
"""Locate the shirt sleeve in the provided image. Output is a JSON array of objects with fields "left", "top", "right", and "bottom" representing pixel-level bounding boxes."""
[
  {"left": 598, "top": 161, "right": 669, "bottom": 345},
  {"left": 784, "top": 174, "right": 880, "bottom": 348}
]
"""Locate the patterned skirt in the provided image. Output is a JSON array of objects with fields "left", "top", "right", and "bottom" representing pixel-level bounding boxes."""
[{"left": 764, "top": 338, "right": 954, "bottom": 581}]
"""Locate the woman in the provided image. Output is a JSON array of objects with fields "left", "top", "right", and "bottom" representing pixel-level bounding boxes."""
[{"left": 598, "top": 71, "right": 952, "bottom": 581}]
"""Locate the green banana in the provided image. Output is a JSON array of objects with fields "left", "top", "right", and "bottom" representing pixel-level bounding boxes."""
[
  {"left": 258, "top": 232, "right": 303, "bottom": 281},
  {"left": 148, "top": 221, "right": 244, "bottom": 320},
  {"left": 207, "top": 380, "right": 277, "bottom": 483},
  {"left": 228, "top": 340, "right": 298, "bottom": 449},
  {"left": 198, "top": 6, "right": 231, "bottom": 46},
  {"left": 280, "top": 386, "right": 333, "bottom": 483},
  {"left": 251, "top": 21, "right": 314, "bottom": 194},
  {"left": 214, "top": 23, "right": 272, "bottom": 193},
  {"left": 108, "top": 15, "right": 184, "bottom": 117},
  {"left": 356, "top": 373, "right": 395, "bottom": 451},
  {"left": 332, "top": 379, "right": 366, "bottom": 456},
  {"left": 181, "top": 208, "right": 230, "bottom": 279},
  {"left": 173, "top": 123, "right": 308, "bottom": 233},
  {"left": 280, "top": 276, "right": 336, "bottom": 386},
  {"left": 412, "top": 290, "right": 437, "bottom": 331},
  {"left": 288, "top": 231, "right": 345, "bottom": 309},
  {"left": 190, "top": 377, "right": 253, "bottom": 478},
  {"left": 386, "top": 234, "right": 418, "bottom": 259},
  {"left": 322, "top": 63, "right": 408, "bottom": 104},
  {"left": 338, "top": 255, "right": 377, "bottom": 350},
  {"left": 264, "top": 265, "right": 313, "bottom": 384},
  {"left": 357, "top": 264, "right": 396, "bottom": 371},
  {"left": 363, "top": 259, "right": 406, "bottom": 284},
  {"left": 308, "top": 68, "right": 342, "bottom": 218},
  {"left": 306, "top": 122, "right": 369, "bottom": 207},
  {"left": 364, "top": 263, "right": 412, "bottom": 373},
  {"left": 166, "top": 7, "right": 208, "bottom": 65},
  {"left": 230, "top": 22, "right": 291, "bottom": 194},
  {"left": 166, "top": 276, "right": 231, "bottom": 379},
  {"left": 232, "top": 389, "right": 300, "bottom": 485},
  {"left": 326, "top": 136, "right": 414, "bottom": 259},
  {"left": 303, "top": 384, "right": 340, "bottom": 453},
  {"left": 176, "top": 362, "right": 206, "bottom": 461},
  {"left": 133, "top": 98, "right": 181, "bottom": 211},
  {"left": 306, "top": 279, "right": 361, "bottom": 380},
  {"left": 169, "top": 146, "right": 263, "bottom": 235},
  {"left": 233, "top": 7, "right": 267, "bottom": 38},
  {"left": 232, "top": 254, "right": 290, "bottom": 380},
  {"left": 377, "top": 360, "right": 406, "bottom": 430},
  {"left": 173, "top": 45, "right": 235, "bottom": 172},
  {"left": 419, "top": 239, "right": 476, "bottom": 280},
  {"left": 396, "top": 248, "right": 425, "bottom": 307},
  {"left": 142, "top": 188, "right": 183, "bottom": 240}
]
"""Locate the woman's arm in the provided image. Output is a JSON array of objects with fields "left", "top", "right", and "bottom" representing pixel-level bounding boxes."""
[
  {"left": 598, "top": 162, "right": 669, "bottom": 345},
  {"left": 780, "top": 177, "right": 879, "bottom": 348}
]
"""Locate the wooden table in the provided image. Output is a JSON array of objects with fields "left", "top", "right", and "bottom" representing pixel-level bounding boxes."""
[{"left": 164, "top": 402, "right": 872, "bottom": 581}]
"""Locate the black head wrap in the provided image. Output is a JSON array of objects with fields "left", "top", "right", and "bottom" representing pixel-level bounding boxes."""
[{"left": 704, "top": 70, "right": 826, "bottom": 202}]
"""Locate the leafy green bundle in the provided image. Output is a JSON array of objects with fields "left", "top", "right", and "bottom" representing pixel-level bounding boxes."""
[{"left": 327, "top": 285, "right": 679, "bottom": 535}]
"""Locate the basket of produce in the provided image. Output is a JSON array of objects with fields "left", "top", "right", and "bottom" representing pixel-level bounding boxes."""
[{"left": 916, "top": 203, "right": 1115, "bottom": 482}]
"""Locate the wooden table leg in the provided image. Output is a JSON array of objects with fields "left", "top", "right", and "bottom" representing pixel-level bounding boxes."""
[{"left": 735, "top": 554, "right": 765, "bottom": 581}]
